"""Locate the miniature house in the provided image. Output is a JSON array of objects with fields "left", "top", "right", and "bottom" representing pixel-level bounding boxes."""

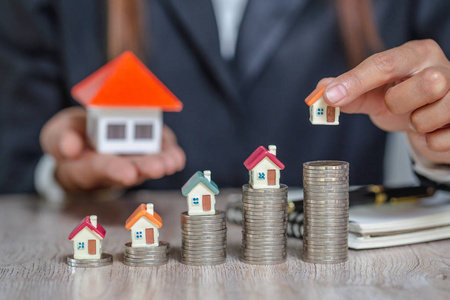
[
  {"left": 125, "top": 203, "right": 162, "bottom": 248},
  {"left": 71, "top": 51, "right": 183, "bottom": 154},
  {"left": 244, "top": 145, "right": 285, "bottom": 189},
  {"left": 305, "top": 85, "right": 340, "bottom": 125},
  {"left": 181, "top": 170, "right": 219, "bottom": 216},
  {"left": 68, "top": 215, "right": 106, "bottom": 260}
]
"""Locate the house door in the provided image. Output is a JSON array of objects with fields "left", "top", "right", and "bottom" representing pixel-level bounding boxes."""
[
  {"left": 327, "top": 106, "right": 336, "bottom": 123},
  {"left": 88, "top": 240, "right": 96, "bottom": 255},
  {"left": 268, "top": 169, "right": 276, "bottom": 186},
  {"left": 146, "top": 228, "right": 154, "bottom": 245},
  {"left": 202, "top": 195, "right": 211, "bottom": 211}
]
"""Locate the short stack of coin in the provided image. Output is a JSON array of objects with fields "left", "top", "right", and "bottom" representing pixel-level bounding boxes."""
[
  {"left": 123, "top": 242, "right": 170, "bottom": 267},
  {"left": 180, "top": 211, "right": 227, "bottom": 266},
  {"left": 302, "top": 160, "right": 349, "bottom": 264},
  {"left": 240, "top": 184, "right": 288, "bottom": 265},
  {"left": 67, "top": 253, "right": 113, "bottom": 268}
]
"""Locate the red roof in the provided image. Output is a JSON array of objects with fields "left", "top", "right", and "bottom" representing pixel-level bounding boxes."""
[
  {"left": 125, "top": 204, "right": 163, "bottom": 230},
  {"left": 71, "top": 51, "right": 183, "bottom": 111},
  {"left": 244, "top": 146, "right": 285, "bottom": 171},
  {"left": 68, "top": 216, "right": 106, "bottom": 240}
]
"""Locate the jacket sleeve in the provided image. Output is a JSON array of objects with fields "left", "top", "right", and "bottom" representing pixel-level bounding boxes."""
[{"left": 0, "top": 0, "right": 71, "bottom": 193}]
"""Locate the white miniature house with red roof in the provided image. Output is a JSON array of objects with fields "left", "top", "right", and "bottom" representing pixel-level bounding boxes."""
[
  {"left": 181, "top": 170, "right": 219, "bottom": 216},
  {"left": 71, "top": 51, "right": 183, "bottom": 154},
  {"left": 305, "top": 85, "right": 340, "bottom": 125},
  {"left": 125, "top": 203, "right": 162, "bottom": 248},
  {"left": 68, "top": 215, "right": 106, "bottom": 260},
  {"left": 244, "top": 145, "right": 285, "bottom": 189}
]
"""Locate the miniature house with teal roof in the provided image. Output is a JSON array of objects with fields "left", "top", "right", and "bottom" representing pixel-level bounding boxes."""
[{"left": 181, "top": 170, "right": 219, "bottom": 216}]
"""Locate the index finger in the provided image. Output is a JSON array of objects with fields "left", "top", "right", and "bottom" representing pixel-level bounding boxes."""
[{"left": 323, "top": 40, "right": 440, "bottom": 107}]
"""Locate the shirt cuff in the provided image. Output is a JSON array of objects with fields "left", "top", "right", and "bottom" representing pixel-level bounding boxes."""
[
  {"left": 408, "top": 139, "right": 450, "bottom": 186},
  {"left": 34, "top": 154, "right": 65, "bottom": 202}
]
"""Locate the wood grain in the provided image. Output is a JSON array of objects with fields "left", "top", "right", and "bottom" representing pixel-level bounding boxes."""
[{"left": 0, "top": 191, "right": 449, "bottom": 300}]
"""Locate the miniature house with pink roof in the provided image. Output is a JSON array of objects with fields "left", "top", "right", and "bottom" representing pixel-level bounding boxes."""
[
  {"left": 71, "top": 51, "right": 183, "bottom": 154},
  {"left": 68, "top": 215, "right": 106, "bottom": 260},
  {"left": 244, "top": 145, "right": 285, "bottom": 189}
]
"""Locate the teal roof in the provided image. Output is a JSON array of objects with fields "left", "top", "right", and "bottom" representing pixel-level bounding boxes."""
[{"left": 181, "top": 171, "right": 220, "bottom": 196}]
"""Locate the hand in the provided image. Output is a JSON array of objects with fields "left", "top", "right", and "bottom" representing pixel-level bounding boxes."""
[
  {"left": 320, "top": 39, "right": 450, "bottom": 164},
  {"left": 40, "top": 107, "right": 186, "bottom": 191}
]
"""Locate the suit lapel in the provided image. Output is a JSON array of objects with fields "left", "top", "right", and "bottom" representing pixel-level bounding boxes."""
[
  {"left": 57, "top": 0, "right": 107, "bottom": 89},
  {"left": 234, "top": 0, "right": 309, "bottom": 90},
  {"left": 161, "top": 0, "right": 240, "bottom": 103}
]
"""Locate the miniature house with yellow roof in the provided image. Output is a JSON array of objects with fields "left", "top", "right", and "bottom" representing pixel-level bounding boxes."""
[
  {"left": 125, "top": 203, "right": 162, "bottom": 248},
  {"left": 305, "top": 85, "right": 340, "bottom": 125},
  {"left": 71, "top": 51, "right": 183, "bottom": 154}
]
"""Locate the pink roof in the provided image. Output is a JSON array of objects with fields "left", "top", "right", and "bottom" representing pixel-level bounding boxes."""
[
  {"left": 68, "top": 216, "right": 106, "bottom": 240},
  {"left": 244, "top": 146, "right": 285, "bottom": 171}
]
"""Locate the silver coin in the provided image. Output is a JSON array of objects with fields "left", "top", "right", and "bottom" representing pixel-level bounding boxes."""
[
  {"left": 303, "top": 172, "right": 349, "bottom": 178},
  {"left": 303, "top": 217, "right": 349, "bottom": 223},
  {"left": 181, "top": 210, "right": 225, "bottom": 219},
  {"left": 243, "top": 225, "right": 287, "bottom": 231},
  {"left": 242, "top": 206, "right": 286, "bottom": 212},
  {"left": 181, "top": 219, "right": 226, "bottom": 226},
  {"left": 243, "top": 183, "right": 288, "bottom": 191},
  {"left": 302, "top": 247, "right": 348, "bottom": 254},
  {"left": 122, "top": 260, "right": 168, "bottom": 267},
  {"left": 303, "top": 160, "right": 349, "bottom": 168},
  {"left": 124, "top": 245, "right": 169, "bottom": 254},
  {"left": 181, "top": 236, "right": 226, "bottom": 242},
  {"left": 241, "top": 249, "right": 286, "bottom": 256},
  {"left": 67, "top": 253, "right": 113, "bottom": 268},
  {"left": 180, "top": 259, "right": 226, "bottom": 266},
  {"left": 181, "top": 252, "right": 226, "bottom": 258},
  {"left": 124, "top": 251, "right": 169, "bottom": 258},
  {"left": 181, "top": 221, "right": 226, "bottom": 226},
  {"left": 180, "top": 255, "right": 226, "bottom": 261},
  {"left": 304, "top": 197, "right": 349, "bottom": 203},
  {"left": 239, "top": 256, "right": 286, "bottom": 265},
  {"left": 242, "top": 243, "right": 286, "bottom": 250},
  {"left": 123, "top": 255, "right": 170, "bottom": 262},
  {"left": 181, "top": 227, "right": 226, "bottom": 233},
  {"left": 302, "top": 253, "right": 348, "bottom": 260}
]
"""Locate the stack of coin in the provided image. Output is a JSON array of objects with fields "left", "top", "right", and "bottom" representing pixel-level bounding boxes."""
[
  {"left": 302, "top": 160, "right": 349, "bottom": 264},
  {"left": 123, "top": 242, "right": 169, "bottom": 267},
  {"left": 240, "top": 184, "right": 288, "bottom": 265},
  {"left": 180, "top": 211, "right": 227, "bottom": 266},
  {"left": 67, "top": 253, "right": 113, "bottom": 268}
]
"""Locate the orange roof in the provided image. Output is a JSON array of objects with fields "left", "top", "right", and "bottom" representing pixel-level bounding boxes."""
[
  {"left": 71, "top": 51, "right": 183, "bottom": 111},
  {"left": 305, "top": 84, "right": 326, "bottom": 107},
  {"left": 125, "top": 204, "right": 163, "bottom": 230}
]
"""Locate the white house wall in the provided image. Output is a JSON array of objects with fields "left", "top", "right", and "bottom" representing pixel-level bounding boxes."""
[
  {"left": 187, "top": 182, "right": 216, "bottom": 215},
  {"left": 250, "top": 157, "right": 281, "bottom": 189},
  {"left": 130, "top": 217, "right": 160, "bottom": 247},
  {"left": 89, "top": 108, "right": 163, "bottom": 154},
  {"left": 72, "top": 227, "right": 103, "bottom": 260},
  {"left": 309, "top": 98, "right": 340, "bottom": 125}
]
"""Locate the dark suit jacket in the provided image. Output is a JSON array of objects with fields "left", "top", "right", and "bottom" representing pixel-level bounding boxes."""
[{"left": 1, "top": 0, "right": 450, "bottom": 193}]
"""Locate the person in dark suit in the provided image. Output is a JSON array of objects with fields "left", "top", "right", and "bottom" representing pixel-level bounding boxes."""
[{"left": 1, "top": 0, "right": 450, "bottom": 195}]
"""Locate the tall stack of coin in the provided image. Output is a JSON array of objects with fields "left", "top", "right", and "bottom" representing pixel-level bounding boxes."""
[
  {"left": 180, "top": 211, "right": 227, "bottom": 266},
  {"left": 302, "top": 161, "right": 349, "bottom": 264},
  {"left": 240, "top": 184, "right": 288, "bottom": 265},
  {"left": 123, "top": 242, "right": 170, "bottom": 267}
]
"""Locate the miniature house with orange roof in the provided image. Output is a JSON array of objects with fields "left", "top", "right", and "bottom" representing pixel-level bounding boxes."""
[
  {"left": 68, "top": 215, "right": 106, "bottom": 260},
  {"left": 305, "top": 85, "right": 340, "bottom": 125},
  {"left": 125, "top": 203, "right": 162, "bottom": 247},
  {"left": 71, "top": 51, "right": 183, "bottom": 154},
  {"left": 244, "top": 145, "right": 285, "bottom": 189}
]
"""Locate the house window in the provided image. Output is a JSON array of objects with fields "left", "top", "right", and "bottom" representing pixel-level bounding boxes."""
[
  {"left": 317, "top": 108, "right": 324, "bottom": 116},
  {"left": 136, "top": 231, "right": 143, "bottom": 239},
  {"left": 258, "top": 172, "right": 265, "bottom": 180},
  {"left": 107, "top": 124, "right": 126, "bottom": 140},
  {"left": 135, "top": 124, "right": 154, "bottom": 140},
  {"left": 78, "top": 242, "right": 85, "bottom": 250},
  {"left": 193, "top": 197, "right": 199, "bottom": 205}
]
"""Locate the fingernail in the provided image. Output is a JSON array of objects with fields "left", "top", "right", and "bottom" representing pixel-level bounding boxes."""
[{"left": 326, "top": 84, "right": 347, "bottom": 104}]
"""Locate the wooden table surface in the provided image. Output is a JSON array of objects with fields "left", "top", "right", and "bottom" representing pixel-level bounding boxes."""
[{"left": 1, "top": 190, "right": 449, "bottom": 300}]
